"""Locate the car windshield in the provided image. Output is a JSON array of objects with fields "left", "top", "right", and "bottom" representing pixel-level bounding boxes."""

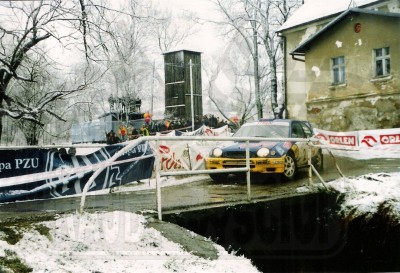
[{"left": 233, "top": 124, "right": 289, "bottom": 138}]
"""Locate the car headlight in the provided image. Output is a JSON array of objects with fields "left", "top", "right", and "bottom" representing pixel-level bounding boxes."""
[
  {"left": 257, "top": 148, "right": 269, "bottom": 157},
  {"left": 212, "top": 148, "right": 223, "bottom": 157}
]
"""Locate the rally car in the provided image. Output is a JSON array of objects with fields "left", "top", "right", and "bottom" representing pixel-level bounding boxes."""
[{"left": 205, "top": 119, "right": 323, "bottom": 181}]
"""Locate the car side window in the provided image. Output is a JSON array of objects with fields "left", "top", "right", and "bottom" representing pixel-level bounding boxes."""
[
  {"left": 291, "top": 123, "right": 306, "bottom": 138},
  {"left": 300, "top": 123, "right": 313, "bottom": 138}
]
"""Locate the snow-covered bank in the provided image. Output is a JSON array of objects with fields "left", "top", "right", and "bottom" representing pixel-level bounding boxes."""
[
  {"left": 2, "top": 169, "right": 400, "bottom": 272},
  {"left": 328, "top": 172, "right": 400, "bottom": 223},
  {"left": 297, "top": 172, "right": 400, "bottom": 224},
  {"left": 0, "top": 211, "right": 261, "bottom": 273}
]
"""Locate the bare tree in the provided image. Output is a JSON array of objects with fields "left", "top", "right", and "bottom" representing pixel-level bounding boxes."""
[
  {"left": 209, "top": 0, "right": 301, "bottom": 119},
  {"left": 251, "top": 0, "right": 301, "bottom": 118},
  {"left": 11, "top": 54, "right": 105, "bottom": 145},
  {"left": 103, "top": 1, "right": 152, "bottom": 105},
  {"left": 12, "top": 55, "right": 59, "bottom": 145},
  {"left": 0, "top": 0, "right": 146, "bottom": 143},
  {"left": 151, "top": 5, "right": 197, "bottom": 53},
  {"left": 210, "top": 0, "right": 262, "bottom": 118},
  {"left": 0, "top": 1, "right": 57, "bottom": 142},
  {"left": 205, "top": 38, "right": 256, "bottom": 127}
]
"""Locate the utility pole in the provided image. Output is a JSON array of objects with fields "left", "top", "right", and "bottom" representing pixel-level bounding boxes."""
[
  {"left": 151, "top": 61, "right": 155, "bottom": 116},
  {"left": 189, "top": 59, "right": 195, "bottom": 131}
]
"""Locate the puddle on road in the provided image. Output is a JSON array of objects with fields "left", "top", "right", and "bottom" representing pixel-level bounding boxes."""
[{"left": 164, "top": 192, "right": 400, "bottom": 272}]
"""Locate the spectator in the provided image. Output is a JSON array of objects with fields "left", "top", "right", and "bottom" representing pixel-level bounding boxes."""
[
  {"left": 106, "top": 130, "right": 120, "bottom": 144},
  {"left": 130, "top": 126, "right": 139, "bottom": 139},
  {"left": 68, "top": 147, "right": 76, "bottom": 156},
  {"left": 118, "top": 123, "right": 127, "bottom": 141},
  {"left": 140, "top": 124, "right": 149, "bottom": 136},
  {"left": 144, "top": 112, "right": 151, "bottom": 124},
  {"left": 164, "top": 120, "right": 170, "bottom": 131}
]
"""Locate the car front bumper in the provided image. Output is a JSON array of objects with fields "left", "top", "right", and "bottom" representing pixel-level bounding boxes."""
[{"left": 205, "top": 156, "right": 286, "bottom": 174}]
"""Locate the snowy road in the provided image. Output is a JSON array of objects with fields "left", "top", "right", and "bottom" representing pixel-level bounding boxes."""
[{"left": 0, "top": 155, "right": 399, "bottom": 220}]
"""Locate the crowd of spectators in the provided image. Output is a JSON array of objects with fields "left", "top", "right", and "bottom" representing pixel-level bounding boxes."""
[
  {"left": 145, "top": 114, "right": 231, "bottom": 135},
  {"left": 106, "top": 114, "right": 233, "bottom": 144}
]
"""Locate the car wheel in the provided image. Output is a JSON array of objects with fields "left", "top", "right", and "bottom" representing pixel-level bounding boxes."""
[
  {"left": 209, "top": 173, "right": 228, "bottom": 182},
  {"left": 313, "top": 150, "right": 324, "bottom": 172},
  {"left": 283, "top": 153, "right": 297, "bottom": 181}
]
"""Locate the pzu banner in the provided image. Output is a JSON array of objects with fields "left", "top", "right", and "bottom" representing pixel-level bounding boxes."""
[{"left": 0, "top": 142, "right": 154, "bottom": 203}]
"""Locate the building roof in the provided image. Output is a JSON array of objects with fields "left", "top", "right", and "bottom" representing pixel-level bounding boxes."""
[
  {"left": 162, "top": 48, "right": 203, "bottom": 55},
  {"left": 279, "top": 0, "right": 379, "bottom": 32},
  {"left": 291, "top": 8, "right": 400, "bottom": 56}
]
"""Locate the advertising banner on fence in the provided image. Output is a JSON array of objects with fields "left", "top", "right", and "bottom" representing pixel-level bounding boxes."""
[
  {"left": 314, "top": 127, "right": 400, "bottom": 159},
  {"left": 158, "top": 125, "right": 231, "bottom": 172},
  {"left": 358, "top": 128, "right": 400, "bottom": 148},
  {"left": 0, "top": 142, "right": 154, "bottom": 203},
  {"left": 314, "top": 129, "right": 359, "bottom": 147}
]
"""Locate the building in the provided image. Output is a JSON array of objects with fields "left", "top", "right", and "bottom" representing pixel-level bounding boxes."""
[
  {"left": 163, "top": 49, "right": 203, "bottom": 122},
  {"left": 279, "top": 0, "right": 400, "bottom": 131}
]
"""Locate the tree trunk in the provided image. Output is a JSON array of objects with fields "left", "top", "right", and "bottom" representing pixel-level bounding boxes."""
[
  {"left": 270, "top": 57, "right": 280, "bottom": 118},
  {"left": 252, "top": 25, "right": 263, "bottom": 119},
  {"left": 0, "top": 84, "right": 7, "bottom": 143}
]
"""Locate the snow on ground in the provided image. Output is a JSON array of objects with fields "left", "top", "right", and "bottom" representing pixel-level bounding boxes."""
[
  {"left": 2, "top": 172, "right": 400, "bottom": 272},
  {"left": 2, "top": 143, "right": 400, "bottom": 272},
  {"left": 328, "top": 172, "right": 400, "bottom": 222},
  {"left": 297, "top": 171, "right": 400, "bottom": 223},
  {"left": 0, "top": 211, "right": 261, "bottom": 273}
]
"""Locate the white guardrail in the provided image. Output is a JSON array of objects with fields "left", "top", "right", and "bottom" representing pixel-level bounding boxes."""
[
  {"left": 0, "top": 136, "right": 326, "bottom": 220},
  {"left": 77, "top": 135, "right": 326, "bottom": 220}
]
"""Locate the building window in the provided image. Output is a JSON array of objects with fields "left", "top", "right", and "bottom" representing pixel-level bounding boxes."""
[
  {"left": 331, "top": 56, "right": 345, "bottom": 84},
  {"left": 374, "top": 47, "right": 390, "bottom": 77}
]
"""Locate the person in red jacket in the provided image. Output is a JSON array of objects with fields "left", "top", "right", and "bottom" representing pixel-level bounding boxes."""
[{"left": 118, "top": 123, "right": 127, "bottom": 141}]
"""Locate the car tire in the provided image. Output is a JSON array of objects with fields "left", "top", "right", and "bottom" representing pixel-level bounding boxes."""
[
  {"left": 209, "top": 173, "right": 228, "bottom": 183},
  {"left": 313, "top": 150, "right": 324, "bottom": 172},
  {"left": 283, "top": 152, "right": 297, "bottom": 181}
]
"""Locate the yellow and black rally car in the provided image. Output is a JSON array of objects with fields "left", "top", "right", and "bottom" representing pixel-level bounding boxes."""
[{"left": 205, "top": 119, "right": 323, "bottom": 182}]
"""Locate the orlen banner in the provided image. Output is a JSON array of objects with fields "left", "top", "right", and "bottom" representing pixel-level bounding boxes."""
[
  {"left": 314, "top": 129, "right": 358, "bottom": 147},
  {"left": 314, "top": 127, "right": 400, "bottom": 159},
  {"left": 358, "top": 128, "right": 400, "bottom": 148},
  {"left": 158, "top": 125, "right": 231, "bottom": 172},
  {"left": 0, "top": 142, "right": 154, "bottom": 203}
]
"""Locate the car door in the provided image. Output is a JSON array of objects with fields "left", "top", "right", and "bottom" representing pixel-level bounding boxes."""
[
  {"left": 300, "top": 121, "right": 320, "bottom": 160},
  {"left": 291, "top": 122, "right": 308, "bottom": 167}
]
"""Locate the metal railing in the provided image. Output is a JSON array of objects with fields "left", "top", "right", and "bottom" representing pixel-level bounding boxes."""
[
  {"left": 75, "top": 135, "right": 325, "bottom": 220},
  {"left": 0, "top": 135, "right": 328, "bottom": 220}
]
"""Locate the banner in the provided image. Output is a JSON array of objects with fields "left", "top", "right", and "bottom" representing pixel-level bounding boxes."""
[
  {"left": 314, "top": 129, "right": 358, "bottom": 147},
  {"left": 358, "top": 128, "right": 400, "bottom": 148},
  {"left": 0, "top": 141, "right": 154, "bottom": 203},
  {"left": 314, "top": 128, "right": 400, "bottom": 159},
  {"left": 158, "top": 125, "right": 231, "bottom": 172}
]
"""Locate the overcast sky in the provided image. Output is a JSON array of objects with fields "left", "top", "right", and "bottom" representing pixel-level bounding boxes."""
[{"left": 154, "top": 0, "right": 224, "bottom": 55}]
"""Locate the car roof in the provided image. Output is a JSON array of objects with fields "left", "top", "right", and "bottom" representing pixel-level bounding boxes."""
[
  {"left": 240, "top": 119, "right": 288, "bottom": 127},
  {"left": 241, "top": 119, "right": 314, "bottom": 130},
  {"left": 258, "top": 118, "right": 303, "bottom": 123},
  {"left": 259, "top": 118, "right": 313, "bottom": 127}
]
